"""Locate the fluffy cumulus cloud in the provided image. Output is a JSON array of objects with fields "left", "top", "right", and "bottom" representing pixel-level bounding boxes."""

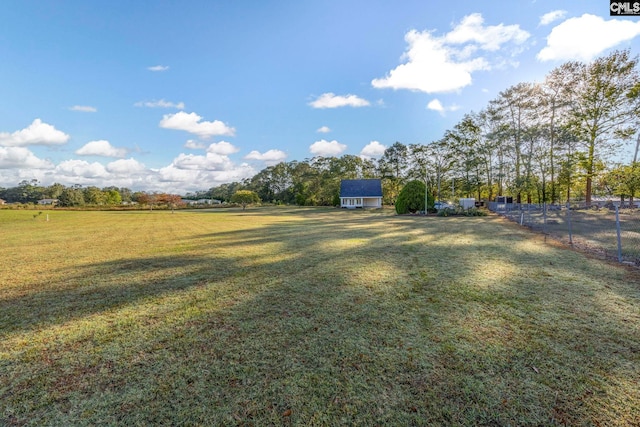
[
  {"left": 69, "top": 105, "right": 97, "bottom": 112},
  {"left": 55, "top": 159, "right": 109, "bottom": 179},
  {"left": 0, "top": 147, "right": 54, "bottom": 169},
  {"left": 0, "top": 144, "right": 257, "bottom": 194},
  {"left": 75, "top": 140, "right": 128, "bottom": 158},
  {"left": 168, "top": 141, "right": 243, "bottom": 174},
  {"left": 427, "top": 99, "right": 460, "bottom": 114},
  {"left": 309, "top": 93, "right": 370, "bottom": 108},
  {"left": 244, "top": 149, "right": 287, "bottom": 165},
  {"left": 159, "top": 112, "right": 236, "bottom": 138},
  {"left": 106, "top": 158, "right": 147, "bottom": 174},
  {"left": 309, "top": 139, "right": 347, "bottom": 156},
  {"left": 135, "top": 99, "right": 185, "bottom": 109},
  {"left": 156, "top": 164, "right": 200, "bottom": 183},
  {"left": 154, "top": 160, "right": 255, "bottom": 193},
  {"left": 372, "top": 13, "right": 529, "bottom": 93},
  {"left": 171, "top": 152, "right": 235, "bottom": 171},
  {"left": 204, "top": 165, "right": 256, "bottom": 185},
  {"left": 0, "top": 119, "right": 70, "bottom": 147},
  {"left": 360, "top": 141, "right": 386, "bottom": 158},
  {"left": 317, "top": 126, "right": 331, "bottom": 133},
  {"left": 156, "top": 161, "right": 255, "bottom": 189},
  {"left": 539, "top": 10, "right": 567, "bottom": 26},
  {"left": 206, "top": 141, "right": 240, "bottom": 155},
  {"left": 184, "top": 140, "right": 206, "bottom": 150},
  {"left": 537, "top": 14, "right": 640, "bottom": 62}
]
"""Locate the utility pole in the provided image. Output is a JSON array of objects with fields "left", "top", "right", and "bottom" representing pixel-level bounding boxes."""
[{"left": 425, "top": 168, "right": 429, "bottom": 215}]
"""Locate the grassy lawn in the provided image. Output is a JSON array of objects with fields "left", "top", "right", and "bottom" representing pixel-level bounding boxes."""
[{"left": 1, "top": 207, "right": 639, "bottom": 426}]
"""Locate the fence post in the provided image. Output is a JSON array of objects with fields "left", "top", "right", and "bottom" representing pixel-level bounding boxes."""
[
  {"left": 566, "top": 202, "right": 573, "bottom": 245},
  {"left": 615, "top": 205, "right": 623, "bottom": 263}
]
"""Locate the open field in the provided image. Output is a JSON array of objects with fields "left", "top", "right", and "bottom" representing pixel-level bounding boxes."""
[{"left": 1, "top": 207, "right": 639, "bottom": 426}]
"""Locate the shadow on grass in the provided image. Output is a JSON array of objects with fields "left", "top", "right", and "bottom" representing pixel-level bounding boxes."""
[{"left": 2, "top": 209, "right": 639, "bottom": 425}]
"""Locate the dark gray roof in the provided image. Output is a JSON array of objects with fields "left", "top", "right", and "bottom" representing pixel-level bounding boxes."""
[{"left": 340, "top": 179, "right": 382, "bottom": 197}]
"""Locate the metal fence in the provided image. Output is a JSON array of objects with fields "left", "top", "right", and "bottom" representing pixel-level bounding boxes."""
[{"left": 487, "top": 202, "right": 640, "bottom": 267}]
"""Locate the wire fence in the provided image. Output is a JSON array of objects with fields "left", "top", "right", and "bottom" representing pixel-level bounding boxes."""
[{"left": 487, "top": 202, "right": 640, "bottom": 267}]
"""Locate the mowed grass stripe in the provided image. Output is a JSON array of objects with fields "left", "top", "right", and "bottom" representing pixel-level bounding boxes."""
[{"left": 1, "top": 207, "right": 639, "bottom": 425}]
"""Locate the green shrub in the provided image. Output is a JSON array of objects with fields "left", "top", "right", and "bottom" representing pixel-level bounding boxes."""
[
  {"left": 396, "top": 180, "right": 429, "bottom": 214},
  {"left": 463, "top": 207, "right": 488, "bottom": 216},
  {"left": 436, "top": 207, "right": 488, "bottom": 217}
]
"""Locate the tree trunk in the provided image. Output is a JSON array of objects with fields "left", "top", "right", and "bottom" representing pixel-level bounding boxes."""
[{"left": 585, "top": 139, "right": 595, "bottom": 206}]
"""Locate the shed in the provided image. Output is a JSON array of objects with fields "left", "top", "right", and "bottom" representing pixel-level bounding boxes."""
[
  {"left": 37, "top": 198, "right": 58, "bottom": 205},
  {"left": 340, "top": 179, "right": 383, "bottom": 208}
]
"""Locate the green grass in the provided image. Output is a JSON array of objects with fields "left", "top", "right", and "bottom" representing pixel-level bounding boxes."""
[{"left": 1, "top": 207, "right": 639, "bottom": 426}]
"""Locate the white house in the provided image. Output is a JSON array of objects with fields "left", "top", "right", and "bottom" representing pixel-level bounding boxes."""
[{"left": 340, "top": 179, "right": 383, "bottom": 208}]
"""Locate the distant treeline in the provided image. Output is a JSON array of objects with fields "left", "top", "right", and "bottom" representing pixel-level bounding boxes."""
[{"left": 0, "top": 181, "right": 183, "bottom": 208}]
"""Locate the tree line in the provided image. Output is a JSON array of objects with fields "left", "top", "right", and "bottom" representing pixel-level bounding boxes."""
[{"left": 0, "top": 179, "right": 183, "bottom": 208}]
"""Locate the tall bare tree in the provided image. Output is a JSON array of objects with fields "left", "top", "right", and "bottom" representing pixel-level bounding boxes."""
[
  {"left": 567, "top": 50, "right": 640, "bottom": 205},
  {"left": 488, "top": 82, "right": 537, "bottom": 203},
  {"left": 539, "top": 61, "right": 581, "bottom": 203}
]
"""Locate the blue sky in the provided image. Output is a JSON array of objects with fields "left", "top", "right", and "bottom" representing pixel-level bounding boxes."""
[{"left": 1, "top": 0, "right": 640, "bottom": 194}]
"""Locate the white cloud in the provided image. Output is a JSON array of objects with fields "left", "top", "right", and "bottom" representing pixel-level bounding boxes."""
[
  {"left": 69, "top": 105, "right": 97, "bottom": 113},
  {"left": 360, "top": 141, "right": 386, "bottom": 158},
  {"left": 372, "top": 13, "right": 529, "bottom": 93},
  {"left": 444, "top": 13, "right": 529, "bottom": 51},
  {"left": 309, "top": 139, "right": 347, "bottom": 156},
  {"left": 317, "top": 126, "right": 331, "bottom": 133},
  {"left": 205, "top": 164, "right": 256, "bottom": 184},
  {"left": 184, "top": 140, "right": 206, "bottom": 150},
  {"left": 244, "top": 149, "right": 287, "bottom": 165},
  {"left": 427, "top": 99, "right": 460, "bottom": 115},
  {"left": 106, "top": 158, "right": 147, "bottom": 174},
  {"left": 55, "top": 159, "right": 109, "bottom": 179},
  {"left": 0, "top": 147, "right": 54, "bottom": 169},
  {"left": 75, "top": 140, "right": 127, "bottom": 158},
  {"left": 0, "top": 119, "right": 70, "bottom": 147},
  {"left": 309, "top": 93, "right": 370, "bottom": 108},
  {"left": 537, "top": 14, "right": 640, "bottom": 62},
  {"left": 427, "top": 99, "right": 445, "bottom": 112},
  {"left": 159, "top": 111, "right": 236, "bottom": 138},
  {"left": 0, "top": 150, "right": 259, "bottom": 195},
  {"left": 148, "top": 65, "right": 169, "bottom": 71},
  {"left": 156, "top": 155, "right": 256, "bottom": 189},
  {"left": 539, "top": 10, "right": 567, "bottom": 26},
  {"left": 172, "top": 152, "right": 234, "bottom": 171},
  {"left": 157, "top": 163, "right": 256, "bottom": 188},
  {"left": 134, "top": 99, "right": 185, "bottom": 109},
  {"left": 206, "top": 141, "right": 240, "bottom": 155},
  {"left": 156, "top": 164, "right": 199, "bottom": 182}
]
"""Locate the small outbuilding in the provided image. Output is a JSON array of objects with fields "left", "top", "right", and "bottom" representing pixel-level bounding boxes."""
[
  {"left": 37, "top": 198, "right": 58, "bottom": 205},
  {"left": 340, "top": 179, "right": 383, "bottom": 209}
]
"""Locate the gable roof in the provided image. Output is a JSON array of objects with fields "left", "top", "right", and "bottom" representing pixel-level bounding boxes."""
[{"left": 340, "top": 179, "right": 382, "bottom": 198}]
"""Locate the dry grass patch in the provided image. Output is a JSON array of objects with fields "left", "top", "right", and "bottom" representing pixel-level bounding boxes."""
[{"left": 1, "top": 207, "right": 639, "bottom": 425}]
